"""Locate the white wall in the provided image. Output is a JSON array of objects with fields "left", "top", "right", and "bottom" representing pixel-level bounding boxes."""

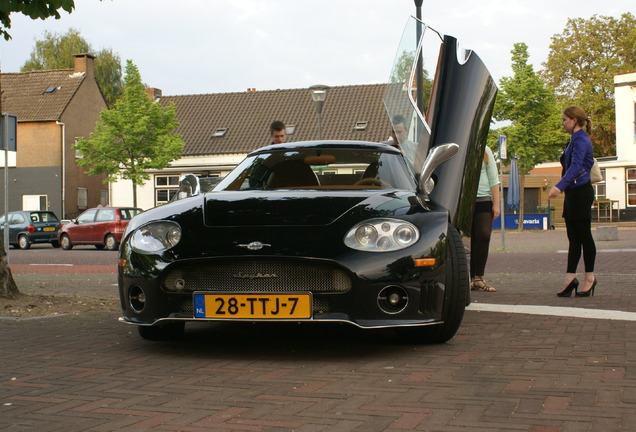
[
  {"left": 614, "top": 72, "right": 636, "bottom": 161},
  {"left": 606, "top": 72, "right": 636, "bottom": 209},
  {"left": 109, "top": 153, "right": 246, "bottom": 210}
]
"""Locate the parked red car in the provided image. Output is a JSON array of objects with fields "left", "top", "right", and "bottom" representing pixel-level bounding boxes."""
[{"left": 58, "top": 207, "right": 142, "bottom": 250}]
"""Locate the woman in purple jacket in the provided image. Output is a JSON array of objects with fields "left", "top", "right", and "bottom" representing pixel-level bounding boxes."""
[{"left": 549, "top": 106, "right": 597, "bottom": 297}]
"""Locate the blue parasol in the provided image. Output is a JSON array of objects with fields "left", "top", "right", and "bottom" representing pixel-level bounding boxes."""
[{"left": 507, "top": 158, "right": 520, "bottom": 211}]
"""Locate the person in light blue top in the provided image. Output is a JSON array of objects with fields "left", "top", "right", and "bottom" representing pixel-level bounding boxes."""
[{"left": 470, "top": 145, "right": 500, "bottom": 292}]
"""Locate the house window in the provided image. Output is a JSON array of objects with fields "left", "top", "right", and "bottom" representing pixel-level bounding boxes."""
[
  {"left": 593, "top": 169, "right": 606, "bottom": 200},
  {"left": 155, "top": 175, "right": 180, "bottom": 187},
  {"left": 354, "top": 121, "right": 368, "bottom": 131},
  {"left": 78, "top": 187, "right": 87, "bottom": 210},
  {"left": 100, "top": 190, "right": 109, "bottom": 206},
  {"left": 627, "top": 168, "right": 636, "bottom": 206},
  {"left": 212, "top": 128, "right": 227, "bottom": 137},
  {"left": 155, "top": 175, "right": 180, "bottom": 205},
  {"left": 75, "top": 137, "right": 83, "bottom": 159}
]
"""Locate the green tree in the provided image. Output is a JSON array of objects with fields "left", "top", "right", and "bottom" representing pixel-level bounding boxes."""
[
  {"left": 74, "top": 60, "right": 185, "bottom": 207},
  {"left": 0, "top": 0, "right": 74, "bottom": 40},
  {"left": 21, "top": 28, "right": 123, "bottom": 107},
  {"left": 491, "top": 43, "right": 564, "bottom": 230},
  {"left": 541, "top": 13, "right": 636, "bottom": 156}
]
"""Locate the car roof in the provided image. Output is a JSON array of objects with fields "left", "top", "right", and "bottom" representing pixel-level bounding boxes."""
[
  {"left": 10, "top": 210, "right": 57, "bottom": 214},
  {"left": 251, "top": 140, "right": 401, "bottom": 155},
  {"left": 84, "top": 207, "right": 141, "bottom": 211}
]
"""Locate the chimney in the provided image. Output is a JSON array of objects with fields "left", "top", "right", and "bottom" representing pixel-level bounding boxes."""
[
  {"left": 145, "top": 87, "right": 162, "bottom": 101},
  {"left": 73, "top": 53, "right": 96, "bottom": 77}
]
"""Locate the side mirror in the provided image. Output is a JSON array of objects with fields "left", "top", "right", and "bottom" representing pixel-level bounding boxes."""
[
  {"left": 418, "top": 143, "right": 459, "bottom": 197},
  {"left": 169, "top": 174, "right": 201, "bottom": 202},
  {"left": 179, "top": 174, "right": 201, "bottom": 196}
]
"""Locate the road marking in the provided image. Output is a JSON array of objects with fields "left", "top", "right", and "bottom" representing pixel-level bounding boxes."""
[
  {"left": 468, "top": 302, "right": 636, "bottom": 321},
  {"left": 557, "top": 248, "right": 636, "bottom": 253},
  {"left": 28, "top": 264, "right": 74, "bottom": 266}
]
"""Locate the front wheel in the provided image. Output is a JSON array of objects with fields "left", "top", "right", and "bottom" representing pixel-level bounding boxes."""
[
  {"left": 60, "top": 234, "right": 73, "bottom": 250},
  {"left": 18, "top": 235, "right": 31, "bottom": 250},
  {"left": 398, "top": 225, "right": 468, "bottom": 344}
]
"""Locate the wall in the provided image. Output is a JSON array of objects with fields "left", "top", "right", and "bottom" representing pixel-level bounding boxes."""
[
  {"left": 614, "top": 73, "right": 636, "bottom": 161},
  {"left": 60, "top": 71, "right": 108, "bottom": 219},
  {"left": 0, "top": 122, "right": 63, "bottom": 215},
  {"left": 0, "top": 166, "right": 62, "bottom": 215},
  {"left": 110, "top": 153, "right": 245, "bottom": 210}
]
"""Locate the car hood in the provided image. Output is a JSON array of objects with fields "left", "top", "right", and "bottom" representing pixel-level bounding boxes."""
[{"left": 203, "top": 190, "right": 417, "bottom": 227}]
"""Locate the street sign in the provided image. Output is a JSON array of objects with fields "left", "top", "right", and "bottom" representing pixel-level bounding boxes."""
[
  {"left": 1, "top": 114, "right": 17, "bottom": 151},
  {"left": 498, "top": 135, "right": 507, "bottom": 160}
]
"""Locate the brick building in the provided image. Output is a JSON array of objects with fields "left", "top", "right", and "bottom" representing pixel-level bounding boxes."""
[{"left": 0, "top": 54, "right": 108, "bottom": 219}]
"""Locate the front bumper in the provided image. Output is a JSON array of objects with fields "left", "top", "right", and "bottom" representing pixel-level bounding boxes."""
[{"left": 119, "top": 248, "right": 448, "bottom": 329}]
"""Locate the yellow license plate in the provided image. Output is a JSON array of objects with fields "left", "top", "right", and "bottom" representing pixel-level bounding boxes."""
[
  {"left": 43, "top": 227, "right": 55, "bottom": 231},
  {"left": 193, "top": 293, "right": 312, "bottom": 319}
]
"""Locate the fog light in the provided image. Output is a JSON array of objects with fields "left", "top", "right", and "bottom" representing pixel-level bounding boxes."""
[
  {"left": 174, "top": 278, "right": 186, "bottom": 291},
  {"left": 129, "top": 285, "right": 146, "bottom": 313},
  {"left": 378, "top": 285, "right": 408, "bottom": 314}
]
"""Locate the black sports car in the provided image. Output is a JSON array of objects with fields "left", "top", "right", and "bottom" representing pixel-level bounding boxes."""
[{"left": 117, "top": 17, "right": 497, "bottom": 342}]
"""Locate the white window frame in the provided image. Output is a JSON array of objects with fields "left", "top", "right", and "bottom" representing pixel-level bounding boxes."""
[
  {"left": 593, "top": 169, "right": 606, "bottom": 200},
  {"left": 627, "top": 168, "right": 636, "bottom": 207},
  {"left": 155, "top": 174, "right": 181, "bottom": 205}
]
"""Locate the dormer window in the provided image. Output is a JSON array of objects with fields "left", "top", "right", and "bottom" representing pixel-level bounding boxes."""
[
  {"left": 354, "top": 121, "right": 368, "bottom": 131},
  {"left": 212, "top": 128, "right": 227, "bottom": 137}
]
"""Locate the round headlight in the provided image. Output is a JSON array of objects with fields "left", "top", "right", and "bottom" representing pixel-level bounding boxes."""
[
  {"left": 130, "top": 221, "right": 182, "bottom": 254},
  {"left": 377, "top": 236, "right": 393, "bottom": 250},
  {"left": 344, "top": 218, "right": 419, "bottom": 252},
  {"left": 166, "top": 226, "right": 182, "bottom": 246},
  {"left": 394, "top": 225, "right": 416, "bottom": 245},
  {"left": 355, "top": 224, "right": 378, "bottom": 245}
]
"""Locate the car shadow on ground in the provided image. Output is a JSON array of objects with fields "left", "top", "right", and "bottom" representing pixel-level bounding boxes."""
[{"left": 129, "top": 320, "right": 440, "bottom": 360}]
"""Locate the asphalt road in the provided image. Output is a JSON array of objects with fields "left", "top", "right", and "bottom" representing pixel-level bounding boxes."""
[{"left": 7, "top": 243, "right": 118, "bottom": 274}]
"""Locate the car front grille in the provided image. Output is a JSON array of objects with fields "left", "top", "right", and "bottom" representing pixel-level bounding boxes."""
[{"left": 162, "top": 258, "right": 352, "bottom": 294}]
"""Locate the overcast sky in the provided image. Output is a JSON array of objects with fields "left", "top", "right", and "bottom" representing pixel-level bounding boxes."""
[{"left": 0, "top": 0, "right": 633, "bottom": 96}]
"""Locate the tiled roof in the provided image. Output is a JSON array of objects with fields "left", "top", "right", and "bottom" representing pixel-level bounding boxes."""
[
  {"left": 1, "top": 69, "right": 85, "bottom": 122},
  {"left": 159, "top": 84, "right": 391, "bottom": 156}
]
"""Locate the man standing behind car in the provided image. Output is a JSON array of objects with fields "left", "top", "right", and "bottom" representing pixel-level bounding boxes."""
[
  {"left": 391, "top": 115, "right": 417, "bottom": 165},
  {"left": 270, "top": 120, "right": 286, "bottom": 144}
]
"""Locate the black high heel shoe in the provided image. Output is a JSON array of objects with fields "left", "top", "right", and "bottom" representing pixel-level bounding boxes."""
[
  {"left": 557, "top": 278, "right": 579, "bottom": 297},
  {"left": 576, "top": 279, "right": 597, "bottom": 297}
]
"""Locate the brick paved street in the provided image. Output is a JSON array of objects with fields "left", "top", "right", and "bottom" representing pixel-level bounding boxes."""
[{"left": 1, "top": 227, "right": 635, "bottom": 431}]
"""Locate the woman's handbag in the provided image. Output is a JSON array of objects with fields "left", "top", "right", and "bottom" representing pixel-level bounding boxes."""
[{"left": 590, "top": 158, "right": 602, "bottom": 183}]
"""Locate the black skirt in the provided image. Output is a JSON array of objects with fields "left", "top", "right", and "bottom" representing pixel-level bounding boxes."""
[{"left": 562, "top": 182, "right": 594, "bottom": 220}]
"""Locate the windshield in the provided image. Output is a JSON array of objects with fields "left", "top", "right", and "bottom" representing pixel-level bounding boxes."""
[
  {"left": 215, "top": 148, "right": 416, "bottom": 191},
  {"left": 29, "top": 212, "right": 59, "bottom": 223}
]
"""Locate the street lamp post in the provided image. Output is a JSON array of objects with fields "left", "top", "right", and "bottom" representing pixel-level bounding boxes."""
[{"left": 310, "top": 84, "right": 329, "bottom": 140}]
